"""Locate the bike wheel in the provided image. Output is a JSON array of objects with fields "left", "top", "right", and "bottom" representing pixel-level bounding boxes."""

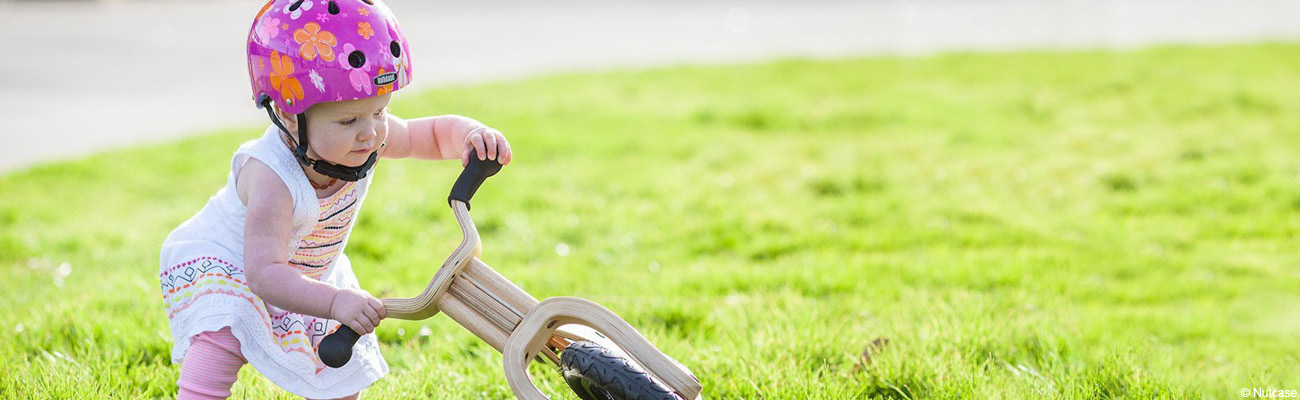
[{"left": 559, "top": 341, "right": 683, "bottom": 400}]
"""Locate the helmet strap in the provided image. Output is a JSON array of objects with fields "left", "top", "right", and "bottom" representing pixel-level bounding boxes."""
[{"left": 261, "top": 99, "right": 380, "bottom": 182}]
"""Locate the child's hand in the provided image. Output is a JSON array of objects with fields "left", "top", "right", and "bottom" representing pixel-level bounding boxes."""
[
  {"left": 461, "top": 125, "right": 512, "bottom": 167},
  {"left": 330, "top": 288, "right": 386, "bottom": 335}
]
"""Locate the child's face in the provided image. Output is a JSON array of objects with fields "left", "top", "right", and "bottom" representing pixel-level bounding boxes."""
[{"left": 280, "top": 94, "right": 392, "bottom": 167}]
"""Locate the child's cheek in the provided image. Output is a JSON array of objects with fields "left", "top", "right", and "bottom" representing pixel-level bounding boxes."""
[{"left": 314, "top": 126, "right": 347, "bottom": 158}]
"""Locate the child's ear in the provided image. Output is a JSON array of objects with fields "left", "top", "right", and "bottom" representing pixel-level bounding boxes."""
[{"left": 273, "top": 104, "right": 299, "bottom": 136}]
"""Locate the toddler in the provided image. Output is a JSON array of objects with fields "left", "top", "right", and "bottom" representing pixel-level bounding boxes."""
[{"left": 159, "top": 0, "right": 512, "bottom": 398}]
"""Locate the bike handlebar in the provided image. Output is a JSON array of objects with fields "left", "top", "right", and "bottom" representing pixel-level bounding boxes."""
[
  {"left": 317, "top": 149, "right": 504, "bottom": 368},
  {"left": 448, "top": 149, "right": 504, "bottom": 210}
]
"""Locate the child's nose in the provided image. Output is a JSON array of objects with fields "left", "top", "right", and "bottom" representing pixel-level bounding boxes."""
[{"left": 357, "top": 124, "right": 378, "bottom": 141}]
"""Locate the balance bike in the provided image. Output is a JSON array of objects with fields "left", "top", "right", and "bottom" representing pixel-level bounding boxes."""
[{"left": 317, "top": 152, "right": 702, "bottom": 400}]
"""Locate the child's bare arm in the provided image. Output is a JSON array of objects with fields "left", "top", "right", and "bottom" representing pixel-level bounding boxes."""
[
  {"left": 237, "top": 159, "right": 386, "bottom": 334},
  {"left": 381, "top": 114, "right": 512, "bottom": 166}
]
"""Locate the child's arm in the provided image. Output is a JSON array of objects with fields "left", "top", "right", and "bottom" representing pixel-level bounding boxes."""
[
  {"left": 237, "top": 159, "right": 386, "bottom": 334},
  {"left": 381, "top": 114, "right": 513, "bottom": 166}
]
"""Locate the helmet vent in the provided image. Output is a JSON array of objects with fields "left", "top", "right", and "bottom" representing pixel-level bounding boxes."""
[
  {"left": 348, "top": 51, "right": 367, "bottom": 69},
  {"left": 390, "top": 41, "right": 402, "bottom": 58},
  {"left": 360, "top": 0, "right": 373, "bottom": 5},
  {"left": 327, "top": 1, "right": 340, "bottom": 14},
  {"left": 289, "top": 0, "right": 306, "bottom": 12}
]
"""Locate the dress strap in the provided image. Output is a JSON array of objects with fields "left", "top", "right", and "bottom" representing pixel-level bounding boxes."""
[{"left": 231, "top": 126, "right": 320, "bottom": 240}]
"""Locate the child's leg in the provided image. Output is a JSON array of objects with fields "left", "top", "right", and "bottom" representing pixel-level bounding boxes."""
[{"left": 178, "top": 327, "right": 247, "bottom": 400}]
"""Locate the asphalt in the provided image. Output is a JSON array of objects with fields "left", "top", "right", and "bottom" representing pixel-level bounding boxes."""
[{"left": 2, "top": 0, "right": 1298, "bottom": 171}]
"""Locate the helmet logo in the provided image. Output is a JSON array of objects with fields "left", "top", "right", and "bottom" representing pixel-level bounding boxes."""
[{"left": 374, "top": 72, "right": 397, "bottom": 86}]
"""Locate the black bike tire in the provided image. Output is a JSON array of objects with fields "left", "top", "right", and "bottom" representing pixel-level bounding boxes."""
[{"left": 559, "top": 341, "right": 683, "bottom": 400}]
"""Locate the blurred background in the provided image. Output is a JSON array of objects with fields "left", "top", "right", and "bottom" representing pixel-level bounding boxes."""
[{"left": 3, "top": 0, "right": 1300, "bottom": 171}]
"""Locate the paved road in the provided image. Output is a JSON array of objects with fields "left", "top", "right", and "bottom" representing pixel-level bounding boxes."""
[{"left": 2, "top": 0, "right": 1299, "bottom": 171}]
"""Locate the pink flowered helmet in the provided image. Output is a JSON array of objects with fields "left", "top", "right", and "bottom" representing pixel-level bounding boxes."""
[{"left": 247, "top": 0, "right": 413, "bottom": 114}]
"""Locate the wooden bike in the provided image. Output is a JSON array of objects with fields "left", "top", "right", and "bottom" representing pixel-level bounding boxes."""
[{"left": 318, "top": 152, "right": 702, "bottom": 400}]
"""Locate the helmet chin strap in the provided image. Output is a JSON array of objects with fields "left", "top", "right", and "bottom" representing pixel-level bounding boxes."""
[{"left": 262, "top": 99, "right": 381, "bottom": 182}]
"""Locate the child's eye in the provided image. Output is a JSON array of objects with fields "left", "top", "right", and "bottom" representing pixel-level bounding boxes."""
[
  {"left": 340, "top": 118, "right": 357, "bottom": 125},
  {"left": 373, "top": 109, "right": 386, "bottom": 117}
]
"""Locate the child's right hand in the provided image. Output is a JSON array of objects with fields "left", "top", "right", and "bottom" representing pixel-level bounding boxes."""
[{"left": 330, "top": 288, "right": 387, "bottom": 335}]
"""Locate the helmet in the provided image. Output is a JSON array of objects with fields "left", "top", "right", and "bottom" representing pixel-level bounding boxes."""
[
  {"left": 247, "top": 0, "right": 413, "bottom": 114},
  {"left": 245, "top": 0, "right": 413, "bottom": 181}
]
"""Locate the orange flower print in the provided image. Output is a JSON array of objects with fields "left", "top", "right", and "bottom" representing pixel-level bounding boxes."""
[
  {"left": 269, "top": 51, "right": 304, "bottom": 104},
  {"left": 357, "top": 22, "right": 374, "bottom": 40},
  {"left": 375, "top": 68, "right": 392, "bottom": 96},
  {"left": 357, "top": 7, "right": 370, "bottom": 16},
  {"left": 293, "top": 22, "right": 337, "bottom": 62}
]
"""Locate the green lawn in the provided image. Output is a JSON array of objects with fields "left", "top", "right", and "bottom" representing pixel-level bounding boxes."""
[{"left": 3, "top": 43, "right": 1299, "bottom": 399}]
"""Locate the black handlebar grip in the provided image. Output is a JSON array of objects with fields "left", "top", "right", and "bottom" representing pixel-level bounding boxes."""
[
  {"left": 318, "top": 325, "right": 361, "bottom": 368},
  {"left": 448, "top": 149, "right": 504, "bottom": 210}
]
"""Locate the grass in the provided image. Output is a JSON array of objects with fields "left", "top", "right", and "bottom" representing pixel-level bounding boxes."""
[{"left": 3, "top": 42, "right": 1300, "bottom": 399}]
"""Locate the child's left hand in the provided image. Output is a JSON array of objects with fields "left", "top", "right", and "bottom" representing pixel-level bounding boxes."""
[{"left": 461, "top": 125, "right": 512, "bottom": 167}]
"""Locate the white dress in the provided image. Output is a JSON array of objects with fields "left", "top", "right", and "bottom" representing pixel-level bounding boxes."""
[{"left": 159, "top": 126, "right": 387, "bottom": 398}]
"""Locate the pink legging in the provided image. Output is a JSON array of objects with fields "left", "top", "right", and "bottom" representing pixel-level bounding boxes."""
[{"left": 178, "top": 327, "right": 359, "bottom": 400}]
